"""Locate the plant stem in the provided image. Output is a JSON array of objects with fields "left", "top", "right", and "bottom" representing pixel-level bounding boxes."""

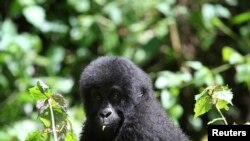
[
  {"left": 48, "top": 98, "right": 58, "bottom": 141},
  {"left": 216, "top": 105, "right": 228, "bottom": 125},
  {"left": 212, "top": 64, "right": 231, "bottom": 74}
]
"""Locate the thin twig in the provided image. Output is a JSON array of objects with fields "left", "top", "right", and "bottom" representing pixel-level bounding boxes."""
[
  {"left": 207, "top": 118, "right": 224, "bottom": 125},
  {"left": 216, "top": 105, "right": 228, "bottom": 125}
]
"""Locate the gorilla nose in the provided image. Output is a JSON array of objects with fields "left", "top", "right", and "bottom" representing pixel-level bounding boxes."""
[{"left": 100, "top": 109, "right": 112, "bottom": 118}]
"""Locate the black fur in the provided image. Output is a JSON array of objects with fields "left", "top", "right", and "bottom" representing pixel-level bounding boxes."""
[{"left": 79, "top": 56, "right": 188, "bottom": 141}]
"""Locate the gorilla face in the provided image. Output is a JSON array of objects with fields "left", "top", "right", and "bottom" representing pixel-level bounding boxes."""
[{"left": 86, "top": 85, "right": 124, "bottom": 133}]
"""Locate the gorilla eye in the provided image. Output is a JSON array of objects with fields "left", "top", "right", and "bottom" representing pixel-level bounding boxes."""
[
  {"left": 140, "top": 87, "right": 146, "bottom": 97},
  {"left": 110, "top": 87, "right": 120, "bottom": 102},
  {"left": 96, "top": 94, "right": 102, "bottom": 101},
  {"left": 112, "top": 93, "right": 119, "bottom": 100},
  {"left": 91, "top": 90, "right": 102, "bottom": 101}
]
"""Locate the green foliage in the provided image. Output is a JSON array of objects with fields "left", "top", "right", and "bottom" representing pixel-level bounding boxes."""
[
  {"left": 1, "top": 0, "right": 250, "bottom": 140},
  {"left": 26, "top": 131, "right": 48, "bottom": 141},
  {"left": 26, "top": 80, "right": 76, "bottom": 141},
  {"left": 194, "top": 85, "right": 233, "bottom": 124}
]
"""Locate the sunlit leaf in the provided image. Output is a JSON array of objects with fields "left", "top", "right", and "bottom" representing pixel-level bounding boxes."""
[
  {"left": 37, "top": 80, "right": 49, "bottom": 93},
  {"left": 231, "top": 11, "right": 250, "bottom": 25},
  {"left": 29, "top": 87, "right": 48, "bottom": 100},
  {"left": 235, "top": 64, "right": 250, "bottom": 83},
  {"left": 215, "top": 4, "right": 231, "bottom": 18},
  {"left": 39, "top": 116, "right": 51, "bottom": 128},
  {"left": 161, "top": 90, "right": 176, "bottom": 109},
  {"left": 194, "top": 95, "right": 212, "bottom": 118},
  {"left": 25, "top": 131, "right": 48, "bottom": 141},
  {"left": 185, "top": 61, "right": 203, "bottom": 70},
  {"left": 216, "top": 100, "right": 229, "bottom": 110},
  {"left": 52, "top": 94, "right": 67, "bottom": 111},
  {"left": 103, "top": 3, "right": 122, "bottom": 24},
  {"left": 155, "top": 71, "right": 182, "bottom": 89},
  {"left": 1, "top": 19, "right": 17, "bottom": 35},
  {"left": 23, "top": 5, "right": 45, "bottom": 27},
  {"left": 194, "top": 67, "right": 213, "bottom": 86},
  {"left": 169, "top": 104, "right": 183, "bottom": 119},
  {"left": 68, "top": 0, "right": 90, "bottom": 12},
  {"left": 222, "top": 46, "right": 244, "bottom": 64},
  {"left": 65, "top": 132, "right": 77, "bottom": 141},
  {"left": 212, "top": 90, "right": 233, "bottom": 105}
]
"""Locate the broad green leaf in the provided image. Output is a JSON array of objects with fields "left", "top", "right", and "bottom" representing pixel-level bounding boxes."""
[
  {"left": 1, "top": 19, "right": 17, "bottom": 35},
  {"left": 185, "top": 61, "right": 203, "bottom": 70},
  {"left": 195, "top": 90, "right": 207, "bottom": 101},
  {"left": 215, "top": 4, "right": 231, "bottom": 18},
  {"left": 155, "top": 71, "right": 182, "bottom": 89},
  {"left": 222, "top": 47, "right": 244, "bottom": 64},
  {"left": 29, "top": 87, "right": 48, "bottom": 100},
  {"left": 202, "top": 3, "right": 216, "bottom": 28},
  {"left": 161, "top": 90, "right": 176, "bottom": 109},
  {"left": 52, "top": 94, "right": 67, "bottom": 111},
  {"left": 23, "top": 5, "right": 45, "bottom": 27},
  {"left": 39, "top": 117, "right": 51, "bottom": 128},
  {"left": 235, "top": 64, "right": 250, "bottom": 83},
  {"left": 216, "top": 100, "right": 229, "bottom": 110},
  {"left": 25, "top": 131, "right": 48, "bottom": 141},
  {"left": 103, "top": 3, "right": 122, "bottom": 25},
  {"left": 194, "top": 95, "right": 212, "bottom": 118},
  {"left": 65, "top": 132, "right": 77, "bottom": 141},
  {"left": 169, "top": 104, "right": 183, "bottom": 119},
  {"left": 212, "top": 90, "right": 233, "bottom": 105},
  {"left": 194, "top": 67, "right": 213, "bottom": 86},
  {"left": 37, "top": 80, "right": 49, "bottom": 93},
  {"left": 231, "top": 11, "right": 250, "bottom": 25},
  {"left": 68, "top": 0, "right": 90, "bottom": 12}
]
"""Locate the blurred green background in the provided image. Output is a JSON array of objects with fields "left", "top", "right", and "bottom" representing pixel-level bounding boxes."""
[{"left": 1, "top": 0, "right": 250, "bottom": 140}]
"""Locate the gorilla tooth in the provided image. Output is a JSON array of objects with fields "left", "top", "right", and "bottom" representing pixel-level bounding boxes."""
[{"left": 102, "top": 125, "right": 106, "bottom": 131}]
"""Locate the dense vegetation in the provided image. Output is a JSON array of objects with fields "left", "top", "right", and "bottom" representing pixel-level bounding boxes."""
[{"left": 0, "top": 0, "right": 250, "bottom": 140}]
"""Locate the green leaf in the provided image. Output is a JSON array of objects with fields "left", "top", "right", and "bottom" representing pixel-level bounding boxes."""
[
  {"left": 103, "top": 2, "right": 122, "bottom": 25},
  {"left": 25, "top": 131, "right": 48, "bottom": 141},
  {"left": 23, "top": 5, "right": 46, "bottom": 27},
  {"left": 52, "top": 94, "right": 67, "bottom": 111},
  {"left": 1, "top": 19, "right": 17, "bottom": 35},
  {"left": 222, "top": 46, "right": 244, "bottom": 64},
  {"left": 39, "top": 116, "right": 51, "bottom": 128},
  {"left": 185, "top": 61, "right": 203, "bottom": 70},
  {"left": 155, "top": 71, "right": 182, "bottom": 89},
  {"left": 231, "top": 11, "right": 250, "bottom": 25},
  {"left": 195, "top": 90, "right": 207, "bottom": 101},
  {"left": 212, "top": 90, "right": 233, "bottom": 105},
  {"left": 216, "top": 100, "right": 229, "bottom": 110},
  {"left": 194, "top": 95, "right": 212, "bottom": 118},
  {"left": 29, "top": 86, "right": 48, "bottom": 100},
  {"left": 68, "top": 0, "right": 90, "bottom": 12},
  {"left": 169, "top": 104, "right": 183, "bottom": 119},
  {"left": 194, "top": 67, "right": 213, "bottom": 86},
  {"left": 65, "top": 132, "right": 77, "bottom": 141},
  {"left": 37, "top": 80, "right": 49, "bottom": 93},
  {"left": 235, "top": 64, "right": 250, "bottom": 83},
  {"left": 161, "top": 90, "right": 176, "bottom": 109}
]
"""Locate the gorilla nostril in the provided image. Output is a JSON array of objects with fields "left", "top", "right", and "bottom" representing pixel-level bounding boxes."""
[{"left": 100, "top": 110, "right": 112, "bottom": 118}]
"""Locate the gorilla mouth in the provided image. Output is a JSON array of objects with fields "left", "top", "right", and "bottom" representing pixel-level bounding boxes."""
[{"left": 100, "top": 121, "right": 116, "bottom": 131}]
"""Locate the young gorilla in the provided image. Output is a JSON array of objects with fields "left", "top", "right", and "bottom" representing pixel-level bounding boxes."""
[{"left": 79, "top": 56, "right": 188, "bottom": 141}]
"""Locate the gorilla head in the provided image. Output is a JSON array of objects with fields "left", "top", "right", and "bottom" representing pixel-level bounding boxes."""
[{"left": 80, "top": 56, "right": 188, "bottom": 141}]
